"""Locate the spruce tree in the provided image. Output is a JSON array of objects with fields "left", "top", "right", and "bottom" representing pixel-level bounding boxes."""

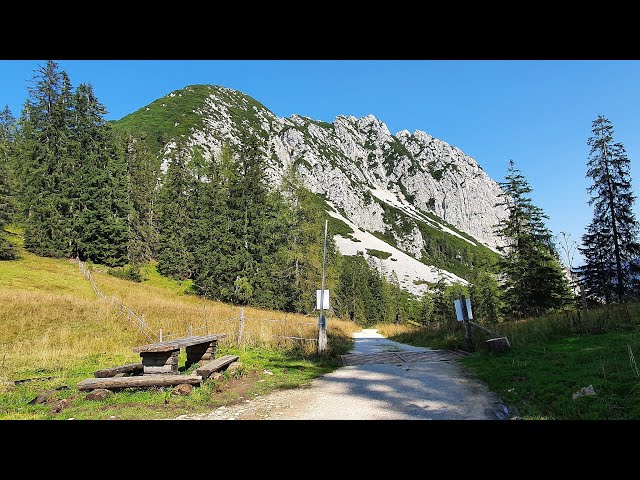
[
  {"left": 121, "top": 131, "right": 160, "bottom": 264},
  {"left": 578, "top": 115, "right": 640, "bottom": 302},
  {"left": 156, "top": 140, "right": 197, "bottom": 279},
  {"left": 0, "top": 105, "right": 17, "bottom": 259},
  {"left": 226, "top": 135, "right": 268, "bottom": 304},
  {"left": 192, "top": 143, "right": 239, "bottom": 300},
  {"left": 468, "top": 268, "right": 501, "bottom": 323},
  {"left": 71, "top": 83, "right": 129, "bottom": 266},
  {"left": 18, "top": 61, "right": 74, "bottom": 257},
  {"left": 273, "top": 167, "right": 336, "bottom": 313},
  {"left": 495, "top": 160, "right": 572, "bottom": 319}
]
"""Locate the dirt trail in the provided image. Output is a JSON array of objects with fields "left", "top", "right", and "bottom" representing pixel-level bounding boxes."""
[{"left": 177, "top": 329, "right": 504, "bottom": 420}]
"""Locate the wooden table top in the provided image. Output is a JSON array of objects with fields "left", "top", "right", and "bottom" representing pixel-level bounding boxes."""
[{"left": 132, "top": 334, "right": 226, "bottom": 353}]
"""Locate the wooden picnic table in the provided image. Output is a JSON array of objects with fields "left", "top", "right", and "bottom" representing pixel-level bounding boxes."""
[{"left": 133, "top": 334, "right": 226, "bottom": 375}]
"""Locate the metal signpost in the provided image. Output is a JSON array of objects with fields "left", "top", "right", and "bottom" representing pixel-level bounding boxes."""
[
  {"left": 318, "top": 219, "right": 329, "bottom": 353},
  {"left": 454, "top": 294, "right": 474, "bottom": 351}
]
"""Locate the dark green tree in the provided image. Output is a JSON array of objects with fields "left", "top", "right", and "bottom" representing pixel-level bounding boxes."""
[
  {"left": 156, "top": 140, "right": 197, "bottom": 279},
  {"left": 273, "top": 168, "right": 338, "bottom": 313},
  {"left": 0, "top": 105, "right": 17, "bottom": 259},
  {"left": 192, "top": 144, "right": 241, "bottom": 301},
  {"left": 578, "top": 115, "right": 640, "bottom": 302},
  {"left": 121, "top": 131, "right": 160, "bottom": 264},
  {"left": 71, "top": 83, "right": 129, "bottom": 266},
  {"left": 17, "top": 61, "right": 74, "bottom": 257},
  {"left": 495, "top": 160, "right": 572, "bottom": 319},
  {"left": 468, "top": 268, "right": 501, "bottom": 324}
]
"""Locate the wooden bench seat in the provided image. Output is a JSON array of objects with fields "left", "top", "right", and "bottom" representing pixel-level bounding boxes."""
[
  {"left": 94, "top": 362, "right": 143, "bottom": 378},
  {"left": 78, "top": 374, "right": 202, "bottom": 391},
  {"left": 196, "top": 355, "right": 239, "bottom": 380}
]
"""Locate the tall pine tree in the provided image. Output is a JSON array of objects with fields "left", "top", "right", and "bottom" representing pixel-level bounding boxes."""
[
  {"left": 0, "top": 105, "right": 17, "bottom": 259},
  {"left": 495, "top": 160, "right": 571, "bottom": 319},
  {"left": 192, "top": 143, "right": 239, "bottom": 300},
  {"left": 121, "top": 131, "right": 160, "bottom": 264},
  {"left": 71, "top": 83, "right": 129, "bottom": 266},
  {"left": 14, "top": 62, "right": 128, "bottom": 265},
  {"left": 17, "top": 61, "right": 74, "bottom": 257},
  {"left": 578, "top": 115, "right": 640, "bottom": 302},
  {"left": 156, "top": 140, "right": 197, "bottom": 279}
]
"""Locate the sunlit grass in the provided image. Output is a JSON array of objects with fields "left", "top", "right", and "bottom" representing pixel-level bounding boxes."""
[
  {"left": 376, "top": 304, "right": 640, "bottom": 419},
  {"left": 0, "top": 247, "right": 358, "bottom": 419}
]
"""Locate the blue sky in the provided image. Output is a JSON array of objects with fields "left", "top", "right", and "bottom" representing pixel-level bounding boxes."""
[{"left": 2, "top": 60, "right": 640, "bottom": 267}]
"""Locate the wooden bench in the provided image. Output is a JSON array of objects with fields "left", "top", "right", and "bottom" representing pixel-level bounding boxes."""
[
  {"left": 196, "top": 355, "right": 239, "bottom": 380},
  {"left": 94, "top": 363, "right": 143, "bottom": 378},
  {"left": 132, "top": 334, "right": 226, "bottom": 375},
  {"left": 78, "top": 374, "right": 202, "bottom": 391}
]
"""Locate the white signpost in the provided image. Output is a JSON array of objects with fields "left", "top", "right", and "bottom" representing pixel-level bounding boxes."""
[
  {"left": 454, "top": 298, "right": 473, "bottom": 322},
  {"left": 316, "top": 290, "right": 330, "bottom": 310},
  {"left": 318, "top": 219, "right": 329, "bottom": 353}
]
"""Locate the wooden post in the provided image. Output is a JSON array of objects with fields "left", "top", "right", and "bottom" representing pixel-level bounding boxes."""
[
  {"left": 188, "top": 324, "right": 193, "bottom": 337},
  {"left": 237, "top": 308, "right": 245, "bottom": 344},
  {"left": 159, "top": 328, "right": 163, "bottom": 342},
  {"left": 318, "top": 219, "right": 328, "bottom": 354},
  {"left": 460, "top": 294, "right": 474, "bottom": 352}
]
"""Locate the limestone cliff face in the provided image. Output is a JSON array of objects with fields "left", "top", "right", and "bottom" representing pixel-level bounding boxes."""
[{"left": 120, "top": 85, "right": 508, "bottom": 294}]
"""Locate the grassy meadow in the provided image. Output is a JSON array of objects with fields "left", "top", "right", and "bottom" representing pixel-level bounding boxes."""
[
  {"left": 377, "top": 305, "right": 640, "bottom": 419},
  {"left": 0, "top": 240, "right": 358, "bottom": 420}
]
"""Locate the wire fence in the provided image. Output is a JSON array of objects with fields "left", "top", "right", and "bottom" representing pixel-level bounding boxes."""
[
  {"left": 77, "top": 258, "right": 158, "bottom": 342},
  {"left": 76, "top": 258, "right": 320, "bottom": 347}
]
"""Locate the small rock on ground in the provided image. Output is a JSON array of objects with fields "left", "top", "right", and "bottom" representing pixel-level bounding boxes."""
[
  {"left": 172, "top": 384, "right": 193, "bottom": 396},
  {"left": 86, "top": 388, "right": 113, "bottom": 401}
]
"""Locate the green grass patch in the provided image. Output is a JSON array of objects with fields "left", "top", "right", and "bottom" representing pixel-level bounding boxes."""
[
  {"left": 113, "top": 84, "right": 214, "bottom": 154},
  {"left": 0, "top": 339, "right": 353, "bottom": 420},
  {"left": 384, "top": 303, "right": 640, "bottom": 419},
  {"left": 140, "top": 262, "right": 194, "bottom": 295},
  {"left": 366, "top": 248, "right": 392, "bottom": 260},
  {"left": 462, "top": 332, "right": 640, "bottom": 419}
]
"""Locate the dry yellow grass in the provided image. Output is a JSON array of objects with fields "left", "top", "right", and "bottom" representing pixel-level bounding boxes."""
[
  {"left": 374, "top": 322, "right": 417, "bottom": 338},
  {"left": 0, "top": 252, "right": 359, "bottom": 385}
]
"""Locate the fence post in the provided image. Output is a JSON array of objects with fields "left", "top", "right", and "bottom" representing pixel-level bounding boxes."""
[
  {"left": 188, "top": 324, "right": 192, "bottom": 337},
  {"left": 159, "top": 328, "right": 163, "bottom": 342},
  {"left": 238, "top": 308, "right": 245, "bottom": 344}
]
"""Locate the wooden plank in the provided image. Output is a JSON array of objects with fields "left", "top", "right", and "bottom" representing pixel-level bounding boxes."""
[
  {"left": 77, "top": 375, "right": 202, "bottom": 390},
  {"left": 94, "top": 363, "right": 143, "bottom": 378},
  {"left": 185, "top": 342, "right": 216, "bottom": 368},
  {"left": 140, "top": 351, "right": 179, "bottom": 366},
  {"left": 196, "top": 355, "right": 239, "bottom": 380},
  {"left": 132, "top": 334, "right": 226, "bottom": 353},
  {"left": 143, "top": 365, "right": 179, "bottom": 375}
]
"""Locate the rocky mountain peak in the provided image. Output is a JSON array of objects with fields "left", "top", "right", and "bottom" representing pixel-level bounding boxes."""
[{"left": 115, "top": 85, "right": 508, "bottom": 295}]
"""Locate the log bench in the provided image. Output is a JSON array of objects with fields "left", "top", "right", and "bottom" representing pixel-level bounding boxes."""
[
  {"left": 196, "top": 355, "right": 239, "bottom": 380},
  {"left": 132, "top": 334, "right": 227, "bottom": 375},
  {"left": 94, "top": 362, "right": 143, "bottom": 378},
  {"left": 77, "top": 374, "right": 202, "bottom": 391}
]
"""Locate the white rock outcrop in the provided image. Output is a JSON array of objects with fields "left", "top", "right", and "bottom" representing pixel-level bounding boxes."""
[{"left": 156, "top": 86, "right": 508, "bottom": 292}]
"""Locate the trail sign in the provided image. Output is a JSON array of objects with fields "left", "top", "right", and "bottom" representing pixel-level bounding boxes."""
[
  {"left": 316, "top": 289, "right": 330, "bottom": 310},
  {"left": 454, "top": 298, "right": 473, "bottom": 321}
]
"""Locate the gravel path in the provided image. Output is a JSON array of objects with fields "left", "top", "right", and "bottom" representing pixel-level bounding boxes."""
[{"left": 176, "top": 329, "right": 505, "bottom": 420}]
